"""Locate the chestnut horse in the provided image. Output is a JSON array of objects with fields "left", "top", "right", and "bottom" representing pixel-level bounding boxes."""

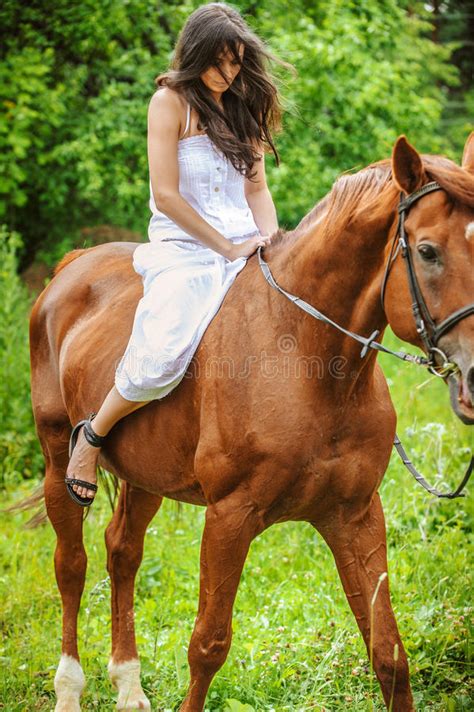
[{"left": 29, "top": 134, "right": 474, "bottom": 712}]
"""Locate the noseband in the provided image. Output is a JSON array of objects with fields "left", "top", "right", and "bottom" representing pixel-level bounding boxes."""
[
  {"left": 380, "top": 180, "right": 474, "bottom": 376},
  {"left": 257, "top": 181, "right": 474, "bottom": 499}
]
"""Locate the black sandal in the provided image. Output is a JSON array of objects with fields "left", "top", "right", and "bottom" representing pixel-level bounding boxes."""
[{"left": 65, "top": 412, "right": 106, "bottom": 507}]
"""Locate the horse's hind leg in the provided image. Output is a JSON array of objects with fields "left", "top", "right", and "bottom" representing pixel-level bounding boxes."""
[
  {"left": 180, "top": 494, "right": 264, "bottom": 712},
  {"left": 314, "top": 492, "right": 414, "bottom": 712},
  {"left": 105, "top": 482, "right": 162, "bottom": 711},
  {"left": 37, "top": 412, "right": 88, "bottom": 712}
]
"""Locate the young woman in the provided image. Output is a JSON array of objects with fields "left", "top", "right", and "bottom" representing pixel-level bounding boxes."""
[{"left": 65, "top": 2, "right": 289, "bottom": 506}]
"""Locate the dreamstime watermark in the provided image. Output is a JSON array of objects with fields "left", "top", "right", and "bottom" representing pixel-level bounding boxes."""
[{"left": 115, "top": 334, "right": 352, "bottom": 384}]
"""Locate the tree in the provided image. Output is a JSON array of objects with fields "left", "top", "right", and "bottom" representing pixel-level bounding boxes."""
[{"left": 0, "top": 0, "right": 468, "bottom": 267}]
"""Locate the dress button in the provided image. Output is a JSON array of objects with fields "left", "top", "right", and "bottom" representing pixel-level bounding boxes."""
[
  {"left": 216, "top": 167, "right": 221, "bottom": 171},
  {"left": 214, "top": 187, "right": 220, "bottom": 192}
]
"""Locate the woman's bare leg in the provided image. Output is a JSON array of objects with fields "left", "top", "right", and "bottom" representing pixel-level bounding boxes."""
[{"left": 66, "top": 386, "right": 150, "bottom": 499}]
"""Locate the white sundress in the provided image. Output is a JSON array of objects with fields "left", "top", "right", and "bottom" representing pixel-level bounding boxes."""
[{"left": 114, "top": 100, "right": 260, "bottom": 402}]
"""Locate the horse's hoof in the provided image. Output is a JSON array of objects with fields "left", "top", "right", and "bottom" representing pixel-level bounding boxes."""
[
  {"left": 54, "top": 654, "right": 85, "bottom": 712},
  {"left": 55, "top": 703, "right": 82, "bottom": 712},
  {"left": 117, "top": 699, "right": 151, "bottom": 711},
  {"left": 108, "top": 658, "right": 151, "bottom": 711}
]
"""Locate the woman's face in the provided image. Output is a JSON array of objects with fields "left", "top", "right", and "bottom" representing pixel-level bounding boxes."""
[{"left": 200, "top": 43, "right": 244, "bottom": 97}]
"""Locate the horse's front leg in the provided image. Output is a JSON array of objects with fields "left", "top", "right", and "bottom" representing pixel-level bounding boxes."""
[
  {"left": 180, "top": 493, "right": 265, "bottom": 712},
  {"left": 313, "top": 492, "right": 414, "bottom": 712}
]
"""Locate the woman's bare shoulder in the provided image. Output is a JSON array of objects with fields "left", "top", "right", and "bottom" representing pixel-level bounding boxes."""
[
  {"left": 148, "top": 87, "right": 186, "bottom": 137},
  {"left": 149, "top": 86, "right": 185, "bottom": 113},
  {"left": 148, "top": 86, "right": 186, "bottom": 139}
]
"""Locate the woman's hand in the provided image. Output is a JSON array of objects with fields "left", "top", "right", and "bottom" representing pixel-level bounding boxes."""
[{"left": 226, "top": 233, "right": 273, "bottom": 262}]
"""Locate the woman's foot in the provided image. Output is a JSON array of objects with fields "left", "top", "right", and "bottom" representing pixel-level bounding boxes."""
[{"left": 65, "top": 425, "right": 101, "bottom": 499}]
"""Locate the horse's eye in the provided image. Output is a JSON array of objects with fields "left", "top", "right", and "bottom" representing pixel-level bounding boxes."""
[{"left": 418, "top": 244, "right": 438, "bottom": 263}]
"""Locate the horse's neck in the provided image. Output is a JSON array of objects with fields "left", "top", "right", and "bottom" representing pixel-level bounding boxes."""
[{"left": 268, "top": 200, "right": 396, "bottom": 369}]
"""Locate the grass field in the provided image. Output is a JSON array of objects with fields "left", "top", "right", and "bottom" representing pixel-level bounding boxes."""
[{"left": 0, "top": 329, "right": 473, "bottom": 711}]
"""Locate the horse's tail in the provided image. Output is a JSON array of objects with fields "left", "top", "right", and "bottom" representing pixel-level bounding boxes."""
[
  {"left": 3, "top": 468, "right": 120, "bottom": 529},
  {"left": 2, "top": 482, "right": 47, "bottom": 529},
  {"left": 53, "top": 248, "right": 90, "bottom": 276}
]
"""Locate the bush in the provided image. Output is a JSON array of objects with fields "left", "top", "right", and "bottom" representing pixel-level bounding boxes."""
[
  {"left": 0, "top": 226, "right": 43, "bottom": 486},
  {"left": 0, "top": 0, "right": 467, "bottom": 263}
]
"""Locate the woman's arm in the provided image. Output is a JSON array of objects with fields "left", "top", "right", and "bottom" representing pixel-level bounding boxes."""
[
  {"left": 244, "top": 143, "right": 279, "bottom": 237},
  {"left": 147, "top": 89, "right": 234, "bottom": 259}
]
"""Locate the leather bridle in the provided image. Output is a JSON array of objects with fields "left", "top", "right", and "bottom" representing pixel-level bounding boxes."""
[
  {"left": 256, "top": 181, "right": 474, "bottom": 499},
  {"left": 380, "top": 180, "right": 474, "bottom": 377}
]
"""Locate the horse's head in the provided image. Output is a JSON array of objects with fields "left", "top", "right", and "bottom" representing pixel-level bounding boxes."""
[{"left": 383, "top": 133, "right": 474, "bottom": 424}]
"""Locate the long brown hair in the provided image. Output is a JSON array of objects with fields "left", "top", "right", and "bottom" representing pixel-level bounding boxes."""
[{"left": 155, "top": 2, "right": 294, "bottom": 180}]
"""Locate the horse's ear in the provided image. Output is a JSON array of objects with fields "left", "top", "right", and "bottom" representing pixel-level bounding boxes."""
[
  {"left": 461, "top": 131, "right": 474, "bottom": 171},
  {"left": 391, "top": 135, "right": 425, "bottom": 195}
]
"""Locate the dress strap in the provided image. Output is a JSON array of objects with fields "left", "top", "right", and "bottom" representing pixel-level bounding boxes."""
[{"left": 180, "top": 102, "right": 191, "bottom": 140}]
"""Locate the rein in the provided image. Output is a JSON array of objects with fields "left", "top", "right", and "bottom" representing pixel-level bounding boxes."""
[{"left": 256, "top": 182, "right": 473, "bottom": 499}]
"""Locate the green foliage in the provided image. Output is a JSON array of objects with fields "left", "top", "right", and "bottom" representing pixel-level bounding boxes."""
[
  {"left": 0, "top": 0, "right": 470, "bottom": 262},
  {"left": 0, "top": 46, "right": 65, "bottom": 215},
  {"left": 441, "top": 86, "right": 474, "bottom": 160},
  {"left": 0, "top": 0, "right": 180, "bottom": 262},
  {"left": 258, "top": 0, "right": 462, "bottom": 227},
  {"left": 0, "top": 226, "right": 43, "bottom": 486}
]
